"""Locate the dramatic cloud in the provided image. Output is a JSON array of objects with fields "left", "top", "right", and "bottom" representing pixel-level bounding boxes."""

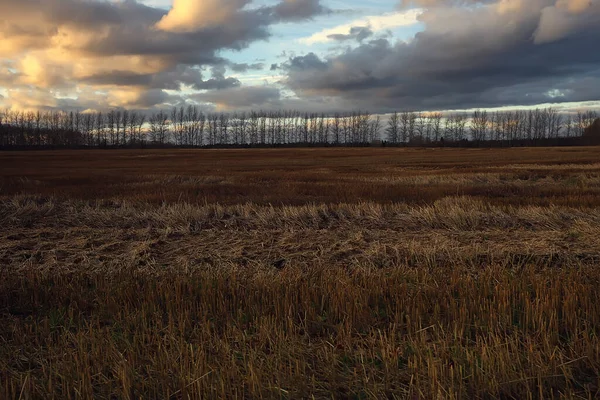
[
  {"left": 534, "top": 0, "right": 597, "bottom": 43},
  {"left": 285, "top": 0, "right": 600, "bottom": 112},
  {"left": 0, "top": 0, "right": 325, "bottom": 110},
  {"left": 1, "top": 0, "right": 599, "bottom": 113}
]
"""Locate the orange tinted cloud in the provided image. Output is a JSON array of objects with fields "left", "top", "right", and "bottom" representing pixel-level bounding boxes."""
[
  {"left": 0, "top": 0, "right": 324, "bottom": 111},
  {"left": 156, "top": 0, "right": 250, "bottom": 32}
]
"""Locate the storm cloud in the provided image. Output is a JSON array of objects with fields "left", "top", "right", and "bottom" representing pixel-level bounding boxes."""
[
  {"left": 0, "top": 0, "right": 599, "bottom": 113},
  {"left": 284, "top": 0, "right": 600, "bottom": 112}
]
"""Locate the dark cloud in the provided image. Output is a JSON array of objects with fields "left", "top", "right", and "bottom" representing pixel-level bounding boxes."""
[
  {"left": 81, "top": 71, "right": 154, "bottom": 87},
  {"left": 327, "top": 26, "right": 373, "bottom": 42},
  {"left": 287, "top": 53, "right": 328, "bottom": 71},
  {"left": 271, "top": 0, "right": 328, "bottom": 21},
  {"left": 190, "top": 86, "right": 281, "bottom": 110},
  {"left": 132, "top": 89, "right": 174, "bottom": 108},
  {"left": 3, "top": 0, "right": 599, "bottom": 113},
  {"left": 229, "top": 62, "right": 265, "bottom": 73},
  {"left": 79, "top": 65, "right": 242, "bottom": 92},
  {"left": 284, "top": 1, "right": 600, "bottom": 112},
  {"left": 193, "top": 77, "right": 241, "bottom": 91},
  {"left": 192, "top": 65, "right": 241, "bottom": 90}
]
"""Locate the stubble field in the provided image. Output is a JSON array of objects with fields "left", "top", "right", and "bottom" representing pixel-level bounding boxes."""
[{"left": 1, "top": 147, "right": 600, "bottom": 399}]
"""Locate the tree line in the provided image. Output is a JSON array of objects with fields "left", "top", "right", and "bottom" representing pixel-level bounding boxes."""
[
  {"left": 385, "top": 109, "right": 599, "bottom": 146},
  {"left": 0, "top": 107, "right": 598, "bottom": 149}
]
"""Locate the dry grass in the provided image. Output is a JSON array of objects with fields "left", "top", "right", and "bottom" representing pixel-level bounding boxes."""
[
  {"left": 2, "top": 147, "right": 600, "bottom": 206},
  {"left": 1, "top": 148, "right": 600, "bottom": 399}
]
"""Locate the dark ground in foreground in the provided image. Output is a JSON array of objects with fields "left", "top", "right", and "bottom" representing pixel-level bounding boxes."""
[{"left": 1, "top": 148, "right": 600, "bottom": 399}]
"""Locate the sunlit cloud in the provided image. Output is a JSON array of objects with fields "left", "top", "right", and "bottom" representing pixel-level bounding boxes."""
[{"left": 156, "top": 0, "right": 250, "bottom": 32}]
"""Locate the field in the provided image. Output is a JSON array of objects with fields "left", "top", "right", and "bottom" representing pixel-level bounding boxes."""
[{"left": 1, "top": 147, "right": 600, "bottom": 399}]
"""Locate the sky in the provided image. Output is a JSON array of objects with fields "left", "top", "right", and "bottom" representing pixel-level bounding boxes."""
[{"left": 0, "top": 0, "right": 599, "bottom": 114}]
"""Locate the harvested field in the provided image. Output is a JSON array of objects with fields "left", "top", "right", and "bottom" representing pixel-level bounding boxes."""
[
  {"left": 1, "top": 147, "right": 600, "bottom": 399},
  {"left": 2, "top": 147, "right": 600, "bottom": 206}
]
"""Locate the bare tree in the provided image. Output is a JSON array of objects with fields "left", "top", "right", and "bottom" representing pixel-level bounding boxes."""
[
  {"left": 185, "top": 105, "right": 202, "bottom": 146},
  {"left": 331, "top": 113, "right": 341, "bottom": 145},
  {"left": 207, "top": 113, "right": 219, "bottom": 145},
  {"left": 120, "top": 110, "right": 128, "bottom": 144},
  {"left": 259, "top": 111, "right": 267, "bottom": 144},
  {"left": 0, "top": 109, "right": 7, "bottom": 147},
  {"left": 369, "top": 115, "right": 381, "bottom": 142},
  {"left": 248, "top": 111, "right": 258, "bottom": 145},
  {"left": 533, "top": 109, "right": 547, "bottom": 140},
  {"left": 198, "top": 110, "right": 206, "bottom": 146},
  {"left": 407, "top": 112, "right": 417, "bottom": 143},
  {"left": 576, "top": 111, "right": 597, "bottom": 137},
  {"left": 471, "top": 110, "right": 488, "bottom": 142},
  {"left": 95, "top": 112, "right": 105, "bottom": 147},
  {"left": 564, "top": 114, "right": 573, "bottom": 138},
  {"left": 453, "top": 113, "right": 467, "bottom": 142},
  {"left": 136, "top": 113, "right": 147, "bottom": 147},
  {"left": 301, "top": 113, "right": 310, "bottom": 143},
  {"left": 128, "top": 111, "right": 138, "bottom": 146},
  {"left": 429, "top": 112, "right": 442, "bottom": 143},
  {"left": 513, "top": 111, "right": 526, "bottom": 142},
  {"left": 219, "top": 113, "right": 229, "bottom": 145},
  {"left": 82, "top": 112, "right": 94, "bottom": 146},
  {"left": 361, "top": 111, "right": 372, "bottom": 143},
  {"left": 107, "top": 110, "right": 116, "bottom": 146},
  {"left": 24, "top": 111, "right": 35, "bottom": 146},
  {"left": 415, "top": 113, "right": 426, "bottom": 142},
  {"left": 149, "top": 110, "right": 169, "bottom": 145},
  {"left": 386, "top": 112, "right": 400, "bottom": 143}
]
